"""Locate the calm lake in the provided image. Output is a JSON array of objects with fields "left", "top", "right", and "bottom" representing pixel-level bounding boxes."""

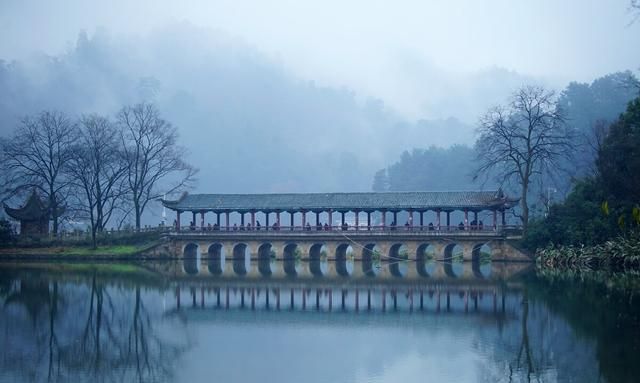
[{"left": 0, "top": 260, "right": 638, "bottom": 383}]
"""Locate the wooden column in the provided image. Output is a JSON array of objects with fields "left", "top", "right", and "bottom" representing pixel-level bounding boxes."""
[
  {"left": 409, "top": 210, "right": 414, "bottom": 227},
  {"left": 276, "top": 211, "right": 281, "bottom": 229},
  {"left": 493, "top": 210, "right": 497, "bottom": 230},
  {"left": 240, "top": 212, "right": 245, "bottom": 226},
  {"left": 200, "top": 211, "right": 205, "bottom": 229},
  {"left": 436, "top": 209, "right": 441, "bottom": 230},
  {"left": 251, "top": 211, "right": 256, "bottom": 227},
  {"left": 225, "top": 212, "right": 230, "bottom": 231},
  {"left": 446, "top": 211, "right": 451, "bottom": 230},
  {"left": 216, "top": 212, "right": 220, "bottom": 226},
  {"left": 420, "top": 211, "right": 424, "bottom": 229},
  {"left": 266, "top": 212, "right": 270, "bottom": 230},
  {"left": 290, "top": 211, "right": 294, "bottom": 231},
  {"left": 316, "top": 212, "right": 320, "bottom": 226},
  {"left": 328, "top": 210, "right": 333, "bottom": 230},
  {"left": 176, "top": 211, "right": 181, "bottom": 232},
  {"left": 302, "top": 210, "right": 306, "bottom": 228},
  {"left": 381, "top": 210, "right": 386, "bottom": 228},
  {"left": 464, "top": 209, "right": 469, "bottom": 230},
  {"left": 192, "top": 211, "right": 196, "bottom": 226},
  {"left": 355, "top": 210, "right": 359, "bottom": 231},
  {"left": 367, "top": 212, "right": 371, "bottom": 230}
]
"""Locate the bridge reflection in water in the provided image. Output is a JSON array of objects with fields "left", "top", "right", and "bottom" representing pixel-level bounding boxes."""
[{"left": 155, "top": 260, "right": 531, "bottom": 318}]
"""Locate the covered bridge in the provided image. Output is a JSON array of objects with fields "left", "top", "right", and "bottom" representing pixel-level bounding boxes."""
[{"left": 161, "top": 190, "right": 518, "bottom": 232}]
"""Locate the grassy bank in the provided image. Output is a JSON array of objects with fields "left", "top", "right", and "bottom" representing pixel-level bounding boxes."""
[
  {"left": 0, "top": 230, "right": 164, "bottom": 258},
  {"left": 535, "top": 232, "right": 640, "bottom": 271},
  {"left": 0, "top": 243, "right": 159, "bottom": 257}
]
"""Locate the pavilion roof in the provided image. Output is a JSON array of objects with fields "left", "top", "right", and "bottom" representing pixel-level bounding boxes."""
[
  {"left": 161, "top": 190, "right": 518, "bottom": 212},
  {"left": 3, "top": 191, "right": 50, "bottom": 221}
]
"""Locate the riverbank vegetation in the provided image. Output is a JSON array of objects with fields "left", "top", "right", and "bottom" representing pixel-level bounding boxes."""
[
  {"left": 524, "top": 96, "right": 640, "bottom": 267},
  {"left": 0, "top": 225, "right": 162, "bottom": 257}
]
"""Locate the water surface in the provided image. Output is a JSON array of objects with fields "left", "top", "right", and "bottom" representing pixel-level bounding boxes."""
[{"left": 0, "top": 260, "right": 637, "bottom": 383}]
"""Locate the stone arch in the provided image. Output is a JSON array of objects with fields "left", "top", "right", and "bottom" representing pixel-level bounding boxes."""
[
  {"left": 416, "top": 243, "right": 437, "bottom": 277},
  {"left": 309, "top": 243, "right": 328, "bottom": 277},
  {"left": 362, "top": 243, "right": 380, "bottom": 277},
  {"left": 335, "top": 243, "right": 354, "bottom": 276},
  {"left": 283, "top": 243, "right": 300, "bottom": 276},
  {"left": 443, "top": 242, "right": 464, "bottom": 278},
  {"left": 207, "top": 243, "right": 225, "bottom": 275},
  {"left": 183, "top": 243, "right": 200, "bottom": 275},
  {"left": 472, "top": 243, "right": 492, "bottom": 279},
  {"left": 388, "top": 243, "right": 408, "bottom": 277},
  {"left": 258, "top": 243, "right": 274, "bottom": 276},
  {"left": 233, "top": 243, "right": 249, "bottom": 276}
]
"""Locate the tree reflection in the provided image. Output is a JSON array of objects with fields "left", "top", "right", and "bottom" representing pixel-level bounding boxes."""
[{"left": 0, "top": 272, "right": 188, "bottom": 382}]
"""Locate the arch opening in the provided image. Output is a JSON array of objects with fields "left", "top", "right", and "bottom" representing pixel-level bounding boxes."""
[
  {"left": 258, "top": 243, "right": 274, "bottom": 276},
  {"left": 309, "top": 243, "right": 328, "bottom": 277},
  {"left": 283, "top": 243, "right": 301, "bottom": 276},
  {"left": 183, "top": 243, "right": 199, "bottom": 275},
  {"left": 207, "top": 243, "right": 225, "bottom": 275},
  {"left": 443, "top": 243, "right": 464, "bottom": 278},
  {"left": 416, "top": 244, "right": 437, "bottom": 277},
  {"left": 335, "top": 244, "right": 354, "bottom": 276},
  {"left": 233, "top": 243, "right": 250, "bottom": 276},
  {"left": 389, "top": 243, "right": 409, "bottom": 277},
  {"left": 362, "top": 244, "right": 381, "bottom": 277},
  {"left": 472, "top": 243, "right": 492, "bottom": 278}
]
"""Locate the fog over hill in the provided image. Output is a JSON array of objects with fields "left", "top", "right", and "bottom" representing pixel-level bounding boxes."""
[{"left": 0, "top": 23, "right": 548, "bottom": 195}]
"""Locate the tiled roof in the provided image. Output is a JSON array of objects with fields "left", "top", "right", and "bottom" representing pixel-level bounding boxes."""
[
  {"left": 3, "top": 191, "right": 50, "bottom": 221},
  {"left": 161, "top": 191, "right": 517, "bottom": 212}
]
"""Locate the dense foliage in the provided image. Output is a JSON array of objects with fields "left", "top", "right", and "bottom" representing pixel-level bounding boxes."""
[
  {"left": 524, "top": 96, "right": 640, "bottom": 253},
  {"left": 0, "top": 219, "right": 15, "bottom": 246},
  {"left": 372, "top": 145, "right": 480, "bottom": 191}
]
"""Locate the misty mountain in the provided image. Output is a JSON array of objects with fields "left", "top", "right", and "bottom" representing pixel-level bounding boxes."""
[{"left": 0, "top": 23, "right": 540, "bottom": 195}]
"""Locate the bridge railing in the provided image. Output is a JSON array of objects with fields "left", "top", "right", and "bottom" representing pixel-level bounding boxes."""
[{"left": 170, "top": 224, "right": 522, "bottom": 236}]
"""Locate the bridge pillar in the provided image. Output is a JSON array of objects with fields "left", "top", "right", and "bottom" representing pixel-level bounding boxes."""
[
  {"left": 432, "top": 241, "right": 447, "bottom": 260},
  {"left": 462, "top": 242, "right": 475, "bottom": 261},
  {"left": 404, "top": 241, "right": 419, "bottom": 260},
  {"left": 198, "top": 241, "right": 211, "bottom": 273}
]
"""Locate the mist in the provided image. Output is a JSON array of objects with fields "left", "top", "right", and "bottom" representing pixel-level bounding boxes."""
[{"left": 0, "top": 0, "right": 639, "bottom": 206}]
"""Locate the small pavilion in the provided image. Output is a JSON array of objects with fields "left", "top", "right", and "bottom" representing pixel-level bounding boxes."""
[
  {"left": 3, "top": 191, "right": 52, "bottom": 236},
  {"left": 161, "top": 190, "right": 519, "bottom": 232}
]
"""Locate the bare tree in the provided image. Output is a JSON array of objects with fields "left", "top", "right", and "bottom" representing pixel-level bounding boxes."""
[
  {"left": 474, "top": 86, "right": 573, "bottom": 232},
  {"left": 117, "top": 103, "right": 197, "bottom": 230},
  {"left": 0, "top": 111, "right": 77, "bottom": 234},
  {"left": 68, "top": 115, "right": 128, "bottom": 247}
]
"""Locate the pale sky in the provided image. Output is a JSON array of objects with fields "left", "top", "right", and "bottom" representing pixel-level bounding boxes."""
[{"left": 1, "top": 0, "right": 639, "bottom": 119}]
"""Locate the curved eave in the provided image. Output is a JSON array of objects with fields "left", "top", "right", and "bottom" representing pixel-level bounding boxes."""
[{"left": 3, "top": 203, "right": 48, "bottom": 221}]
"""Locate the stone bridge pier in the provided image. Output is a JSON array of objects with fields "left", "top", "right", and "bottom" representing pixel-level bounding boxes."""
[{"left": 175, "top": 235, "right": 531, "bottom": 279}]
